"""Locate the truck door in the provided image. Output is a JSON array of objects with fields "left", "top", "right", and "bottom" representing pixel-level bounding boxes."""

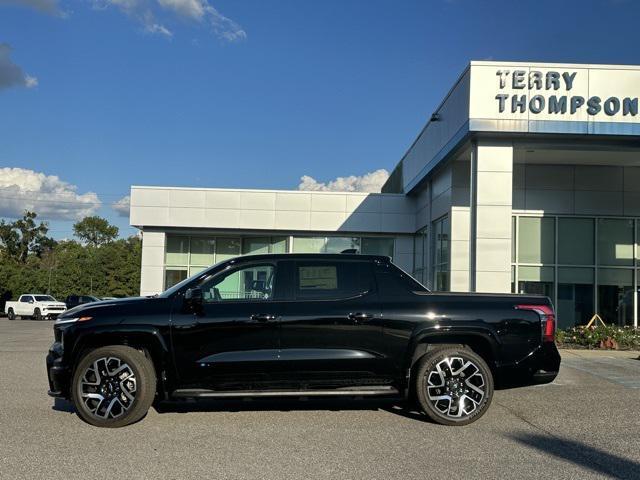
[
  {"left": 170, "top": 260, "right": 285, "bottom": 390},
  {"left": 18, "top": 296, "right": 33, "bottom": 316},
  {"left": 276, "top": 258, "right": 392, "bottom": 387}
]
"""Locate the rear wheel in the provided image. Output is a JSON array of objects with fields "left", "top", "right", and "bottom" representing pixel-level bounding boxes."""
[
  {"left": 71, "top": 345, "right": 156, "bottom": 428},
  {"left": 414, "top": 346, "right": 493, "bottom": 426},
  {"left": 33, "top": 308, "right": 42, "bottom": 321},
  {"left": 7, "top": 308, "right": 15, "bottom": 320}
]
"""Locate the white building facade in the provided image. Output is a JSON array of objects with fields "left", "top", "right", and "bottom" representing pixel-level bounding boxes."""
[{"left": 131, "top": 61, "right": 640, "bottom": 329}]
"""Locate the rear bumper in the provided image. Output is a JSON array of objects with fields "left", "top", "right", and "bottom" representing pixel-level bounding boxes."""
[
  {"left": 46, "top": 342, "right": 70, "bottom": 398},
  {"left": 497, "top": 342, "right": 561, "bottom": 388}
]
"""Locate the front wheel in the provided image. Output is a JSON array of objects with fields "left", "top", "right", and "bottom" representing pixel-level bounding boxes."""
[
  {"left": 415, "top": 346, "right": 493, "bottom": 426},
  {"left": 7, "top": 308, "right": 16, "bottom": 320},
  {"left": 71, "top": 345, "right": 156, "bottom": 428}
]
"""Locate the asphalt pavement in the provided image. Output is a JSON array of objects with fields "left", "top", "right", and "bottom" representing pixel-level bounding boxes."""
[{"left": 1, "top": 318, "right": 639, "bottom": 480}]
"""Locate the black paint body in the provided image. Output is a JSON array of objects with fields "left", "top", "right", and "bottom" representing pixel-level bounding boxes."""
[{"left": 46, "top": 254, "right": 560, "bottom": 399}]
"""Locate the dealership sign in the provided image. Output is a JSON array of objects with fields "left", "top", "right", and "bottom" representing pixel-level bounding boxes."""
[{"left": 494, "top": 70, "right": 639, "bottom": 117}]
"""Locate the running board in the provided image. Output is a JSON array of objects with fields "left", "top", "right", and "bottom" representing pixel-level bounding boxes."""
[{"left": 171, "top": 386, "right": 399, "bottom": 399}]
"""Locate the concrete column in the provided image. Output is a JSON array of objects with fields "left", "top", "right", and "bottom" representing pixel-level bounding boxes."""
[
  {"left": 140, "top": 230, "right": 166, "bottom": 296},
  {"left": 471, "top": 141, "right": 513, "bottom": 293},
  {"left": 449, "top": 207, "right": 470, "bottom": 291}
]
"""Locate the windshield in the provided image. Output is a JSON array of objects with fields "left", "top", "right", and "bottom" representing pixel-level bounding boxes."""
[
  {"left": 34, "top": 295, "right": 56, "bottom": 302},
  {"left": 159, "top": 260, "right": 230, "bottom": 298}
]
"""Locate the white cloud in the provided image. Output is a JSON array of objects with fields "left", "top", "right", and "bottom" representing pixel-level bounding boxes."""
[
  {"left": 0, "top": 0, "right": 63, "bottom": 15},
  {"left": 145, "top": 22, "right": 173, "bottom": 37},
  {"left": 92, "top": 0, "right": 245, "bottom": 41},
  {"left": 0, "top": 167, "right": 101, "bottom": 220},
  {"left": 298, "top": 169, "right": 390, "bottom": 193},
  {"left": 112, "top": 195, "right": 130, "bottom": 217},
  {"left": 0, "top": 44, "right": 38, "bottom": 91}
]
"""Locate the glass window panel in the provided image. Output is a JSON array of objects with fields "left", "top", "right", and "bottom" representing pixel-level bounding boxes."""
[
  {"left": 597, "top": 268, "right": 633, "bottom": 326},
  {"left": 432, "top": 216, "right": 450, "bottom": 291},
  {"left": 201, "top": 264, "right": 275, "bottom": 302},
  {"left": 518, "top": 217, "right": 555, "bottom": 264},
  {"left": 324, "top": 237, "right": 360, "bottom": 253},
  {"left": 270, "top": 237, "right": 288, "bottom": 254},
  {"left": 558, "top": 218, "right": 594, "bottom": 265},
  {"left": 511, "top": 216, "right": 516, "bottom": 263},
  {"left": 292, "top": 237, "right": 360, "bottom": 253},
  {"left": 243, "top": 237, "right": 270, "bottom": 255},
  {"left": 362, "top": 237, "right": 394, "bottom": 258},
  {"left": 165, "top": 236, "right": 189, "bottom": 265},
  {"left": 517, "top": 266, "right": 553, "bottom": 297},
  {"left": 165, "top": 268, "right": 187, "bottom": 289},
  {"left": 294, "top": 261, "right": 371, "bottom": 300},
  {"left": 216, "top": 238, "right": 241, "bottom": 262},
  {"left": 190, "top": 237, "right": 215, "bottom": 266},
  {"left": 518, "top": 266, "right": 554, "bottom": 282},
  {"left": 293, "top": 237, "right": 326, "bottom": 253},
  {"left": 637, "top": 222, "right": 640, "bottom": 262},
  {"left": 189, "top": 266, "right": 207, "bottom": 276},
  {"left": 557, "top": 267, "right": 594, "bottom": 329},
  {"left": 598, "top": 219, "right": 633, "bottom": 266},
  {"left": 414, "top": 231, "right": 424, "bottom": 271}
]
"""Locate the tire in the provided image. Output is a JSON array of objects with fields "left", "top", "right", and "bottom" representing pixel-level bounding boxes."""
[
  {"left": 414, "top": 346, "right": 493, "bottom": 426},
  {"left": 7, "top": 308, "right": 15, "bottom": 320},
  {"left": 71, "top": 345, "right": 157, "bottom": 428},
  {"left": 33, "top": 308, "right": 42, "bottom": 321}
]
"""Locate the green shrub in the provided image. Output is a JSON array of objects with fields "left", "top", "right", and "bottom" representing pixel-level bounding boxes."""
[{"left": 556, "top": 325, "right": 640, "bottom": 350}]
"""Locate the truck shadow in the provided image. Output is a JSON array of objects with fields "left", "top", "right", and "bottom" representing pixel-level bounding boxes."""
[{"left": 509, "top": 432, "right": 640, "bottom": 480}]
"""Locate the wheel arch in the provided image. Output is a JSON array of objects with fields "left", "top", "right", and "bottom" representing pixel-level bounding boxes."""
[
  {"left": 407, "top": 329, "right": 499, "bottom": 375},
  {"left": 70, "top": 328, "right": 172, "bottom": 398}
]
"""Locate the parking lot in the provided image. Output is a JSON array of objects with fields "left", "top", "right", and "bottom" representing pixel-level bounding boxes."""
[{"left": 1, "top": 318, "right": 639, "bottom": 480}]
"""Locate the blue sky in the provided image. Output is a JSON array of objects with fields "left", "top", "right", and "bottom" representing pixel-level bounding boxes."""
[{"left": 1, "top": 0, "right": 639, "bottom": 239}]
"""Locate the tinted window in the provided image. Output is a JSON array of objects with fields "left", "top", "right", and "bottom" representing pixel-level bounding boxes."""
[
  {"left": 199, "top": 263, "right": 275, "bottom": 303},
  {"left": 20, "top": 296, "right": 32, "bottom": 303},
  {"left": 375, "top": 263, "right": 428, "bottom": 297},
  {"left": 294, "top": 260, "right": 372, "bottom": 300}
]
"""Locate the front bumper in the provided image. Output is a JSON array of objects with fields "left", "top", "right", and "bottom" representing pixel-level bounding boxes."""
[{"left": 46, "top": 341, "right": 70, "bottom": 398}]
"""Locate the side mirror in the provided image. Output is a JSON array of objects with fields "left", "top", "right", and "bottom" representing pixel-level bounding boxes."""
[{"left": 185, "top": 287, "right": 203, "bottom": 304}]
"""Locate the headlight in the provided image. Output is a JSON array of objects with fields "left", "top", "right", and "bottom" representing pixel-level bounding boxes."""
[{"left": 55, "top": 316, "right": 93, "bottom": 325}]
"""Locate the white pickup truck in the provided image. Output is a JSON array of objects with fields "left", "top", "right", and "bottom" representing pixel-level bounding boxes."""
[{"left": 5, "top": 294, "right": 67, "bottom": 320}]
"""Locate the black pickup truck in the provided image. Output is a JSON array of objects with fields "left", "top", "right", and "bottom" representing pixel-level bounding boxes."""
[{"left": 47, "top": 253, "right": 560, "bottom": 428}]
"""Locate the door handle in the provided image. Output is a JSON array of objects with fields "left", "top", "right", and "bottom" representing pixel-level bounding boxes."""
[
  {"left": 348, "top": 312, "right": 373, "bottom": 323},
  {"left": 250, "top": 313, "right": 277, "bottom": 322}
]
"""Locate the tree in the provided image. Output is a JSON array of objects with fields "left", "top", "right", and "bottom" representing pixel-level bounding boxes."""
[
  {"left": 0, "top": 211, "right": 141, "bottom": 302},
  {"left": 0, "top": 211, "right": 52, "bottom": 263},
  {"left": 73, "top": 216, "right": 119, "bottom": 247}
]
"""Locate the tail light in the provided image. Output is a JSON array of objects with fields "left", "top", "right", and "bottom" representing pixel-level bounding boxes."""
[{"left": 516, "top": 304, "right": 556, "bottom": 342}]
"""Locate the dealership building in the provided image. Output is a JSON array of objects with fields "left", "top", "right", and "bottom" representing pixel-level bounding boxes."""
[{"left": 131, "top": 61, "right": 640, "bottom": 329}]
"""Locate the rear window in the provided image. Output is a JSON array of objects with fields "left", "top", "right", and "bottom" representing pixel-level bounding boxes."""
[
  {"left": 294, "top": 260, "right": 373, "bottom": 300},
  {"left": 375, "top": 263, "right": 428, "bottom": 297}
]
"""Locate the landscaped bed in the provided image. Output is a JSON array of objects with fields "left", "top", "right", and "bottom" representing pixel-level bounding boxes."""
[{"left": 556, "top": 325, "right": 640, "bottom": 350}]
